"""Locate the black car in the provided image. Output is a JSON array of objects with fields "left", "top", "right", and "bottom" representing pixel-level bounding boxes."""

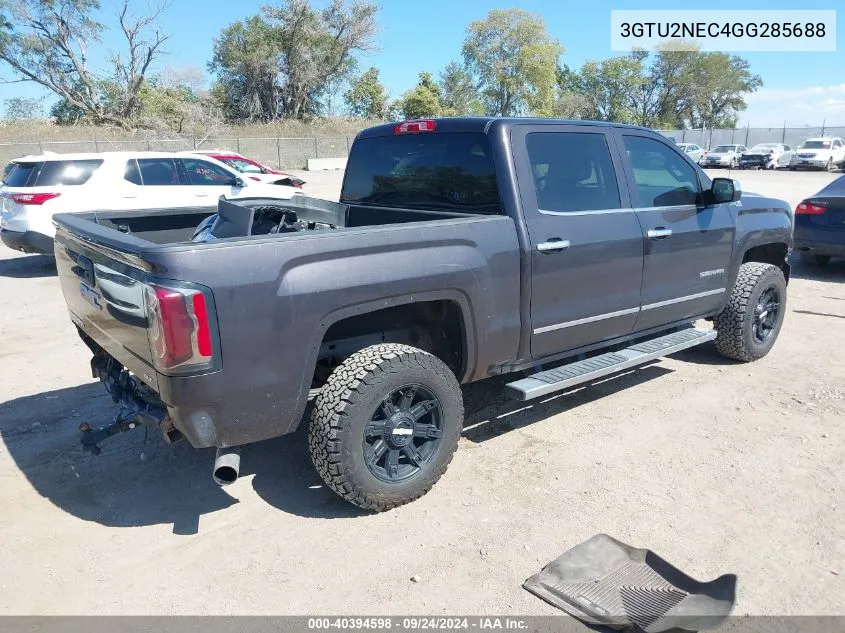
[{"left": 794, "top": 174, "right": 845, "bottom": 266}]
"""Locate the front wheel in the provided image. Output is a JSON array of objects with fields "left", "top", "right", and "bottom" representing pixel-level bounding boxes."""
[
  {"left": 309, "top": 343, "right": 463, "bottom": 512},
  {"left": 827, "top": 158, "right": 836, "bottom": 172},
  {"left": 715, "top": 263, "right": 787, "bottom": 362}
]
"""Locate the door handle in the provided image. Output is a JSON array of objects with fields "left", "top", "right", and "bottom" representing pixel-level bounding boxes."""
[
  {"left": 194, "top": 192, "right": 210, "bottom": 197},
  {"left": 536, "top": 239, "right": 571, "bottom": 253},
  {"left": 647, "top": 228, "right": 672, "bottom": 239},
  {"left": 121, "top": 194, "right": 138, "bottom": 198}
]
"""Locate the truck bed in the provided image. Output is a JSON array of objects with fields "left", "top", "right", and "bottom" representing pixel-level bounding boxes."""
[{"left": 53, "top": 196, "right": 521, "bottom": 448}]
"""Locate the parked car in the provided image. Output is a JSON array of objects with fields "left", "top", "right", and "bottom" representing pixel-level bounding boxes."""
[
  {"left": 739, "top": 143, "right": 794, "bottom": 170},
  {"left": 793, "top": 174, "right": 845, "bottom": 266},
  {"left": 677, "top": 143, "right": 706, "bottom": 162},
  {"left": 700, "top": 144, "right": 746, "bottom": 168},
  {"left": 187, "top": 150, "right": 305, "bottom": 188},
  {"left": 0, "top": 151, "right": 302, "bottom": 255},
  {"left": 789, "top": 137, "right": 845, "bottom": 171},
  {"left": 54, "top": 117, "right": 792, "bottom": 511}
]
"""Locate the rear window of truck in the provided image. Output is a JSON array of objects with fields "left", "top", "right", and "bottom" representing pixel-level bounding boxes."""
[
  {"left": 4, "top": 159, "right": 103, "bottom": 187},
  {"left": 342, "top": 133, "right": 500, "bottom": 214}
]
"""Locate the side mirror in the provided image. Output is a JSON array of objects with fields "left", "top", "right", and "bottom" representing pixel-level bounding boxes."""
[
  {"left": 233, "top": 177, "right": 245, "bottom": 188},
  {"left": 711, "top": 177, "right": 741, "bottom": 204}
]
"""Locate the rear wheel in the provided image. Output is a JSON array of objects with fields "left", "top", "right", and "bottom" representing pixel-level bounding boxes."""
[
  {"left": 800, "top": 252, "right": 831, "bottom": 267},
  {"left": 715, "top": 262, "right": 787, "bottom": 362},
  {"left": 309, "top": 343, "right": 463, "bottom": 512}
]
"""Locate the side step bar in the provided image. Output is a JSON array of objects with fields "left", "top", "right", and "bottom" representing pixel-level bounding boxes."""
[{"left": 506, "top": 327, "right": 717, "bottom": 401}]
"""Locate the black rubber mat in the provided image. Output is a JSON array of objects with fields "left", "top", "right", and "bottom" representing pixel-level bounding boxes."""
[{"left": 523, "top": 534, "right": 737, "bottom": 632}]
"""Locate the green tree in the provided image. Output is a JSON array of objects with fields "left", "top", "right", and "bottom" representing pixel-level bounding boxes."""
[
  {"left": 211, "top": 0, "right": 379, "bottom": 122},
  {"left": 686, "top": 53, "right": 762, "bottom": 128},
  {"left": 461, "top": 9, "right": 562, "bottom": 116},
  {"left": 573, "top": 56, "right": 644, "bottom": 123},
  {"left": 2, "top": 96, "right": 44, "bottom": 121},
  {"left": 0, "top": 0, "right": 170, "bottom": 127},
  {"left": 344, "top": 67, "right": 388, "bottom": 119},
  {"left": 398, "top": 72, "right": 443, "bottom": 119},
  {"left": 438, "top": 61, "right": 482, "bottom": 116}
]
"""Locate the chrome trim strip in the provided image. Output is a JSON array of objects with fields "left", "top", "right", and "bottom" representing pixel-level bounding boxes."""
[
  {"left": 533, "top": 307, "right": 640, "bottom": 335},
  {"left": 641, "top": 288, "right": 726, "bottom": 311},
  {"left": 538, "top": 207, "right": 634, "bottom": 217}
]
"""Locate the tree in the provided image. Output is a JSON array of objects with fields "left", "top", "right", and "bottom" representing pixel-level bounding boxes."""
[
  {"left": 398, "top": 72, "right": 443, "bottom": 119},
  {"left": 210, "top": 0, "right": 379, "bottom": 122},
  {"left": 344, "top": 67, "right": 387, "bottom": 118},
  {"left": 438, "top": 62, "right": 482, "bottom": 116},
  {"left": 570, "top": 56, "right": 643, "bottom": 124},
  {"left": 0, "top": 0, "right": 170, "bottom": 127},
  {"left": 686, "top": 53, "right": 762, "bottom": 128},
  {"left": 461, "top": 9, "right": 562, "bottom": 116},
  {"left": 2, "top": 96, "right": 44, "bottom": 120}
]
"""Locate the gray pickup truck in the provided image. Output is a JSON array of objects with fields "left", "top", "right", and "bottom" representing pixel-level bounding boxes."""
[{"left": 54, "top": 117, "right": 793, "bottom": 511}]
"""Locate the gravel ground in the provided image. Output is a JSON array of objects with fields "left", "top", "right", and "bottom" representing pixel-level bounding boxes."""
[{"left": 0, "top": 168, "right": 843, "bottom": 616}]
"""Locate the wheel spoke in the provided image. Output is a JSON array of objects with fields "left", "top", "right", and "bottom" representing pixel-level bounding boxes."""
[
  {"left": 398, "top": 386, "right": 417, "bottom": 411},
  {"left": 385, "top": 449, "right": 400, "bottom": 479},
  {"left": 402, "top": 444, "right": 425, "bottom": 467},
  {"left": 414, "top": 423, "right": 442, "bottom": 439},
  {"left": 381, "top": 397, "right": 399, "bottom": 418},
  {"left": 410, "top": 399, "right": 438, "bottom": 421},
  {"left": 365, "top": 420, "right": 386, "bottom": 437},
  {"left": 366, "top": 440, "right": 387, "bottom": 468}
]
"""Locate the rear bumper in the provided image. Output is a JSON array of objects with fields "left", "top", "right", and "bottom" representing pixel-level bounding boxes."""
[
  {"left": 793, "top": 239, "right": 845, "bottom": 257},
  {"left": 0, "top": 229, "right": 54, "bottom": 255}
]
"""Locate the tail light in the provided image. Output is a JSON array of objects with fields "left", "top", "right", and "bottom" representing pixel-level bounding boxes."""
[
  {"left": 796, "top": 200, "right": 827, "bottom": 215},
  {"left": 145, "top": 282, "right": 218, "bottom": 374},
  {"left": 11, "top": 192, "right": 61, "bottom": 205},
  {"left": 394, "top": 120, "right": 436, "bottom": 134}
]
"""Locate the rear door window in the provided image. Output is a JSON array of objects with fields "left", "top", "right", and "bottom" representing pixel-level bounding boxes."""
[
  {"left": 3, "top": 162, "right": 41, "bottom": 186},
  {"left": 137, "top": 158, "right": 180, "bottom": 185},
  {"left": 33, "top": 159, "right": 103, "bottom": 186},
  {"left": 342, "top": 132, "right": 500, "bottom": 213},
  {"left": 525, "top": 132, "right": 621, "bottom": 213}
]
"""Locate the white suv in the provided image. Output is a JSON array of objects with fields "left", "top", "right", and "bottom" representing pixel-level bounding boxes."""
[
  {"left": 0, "top": 151, "right": 302, "bottom": 255},
  {"left": 789, "top": 137, "right": 845, "bottom": 171}
]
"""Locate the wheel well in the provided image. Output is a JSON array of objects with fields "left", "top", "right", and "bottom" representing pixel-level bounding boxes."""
[
  {"left": 314, "top": 301, "right": 466, "bottom": 386},
  {"left": 742, "top": 243, "right": 790, "bottom": 282}
]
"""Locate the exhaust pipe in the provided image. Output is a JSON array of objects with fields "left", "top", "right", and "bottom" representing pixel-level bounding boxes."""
[{"left": 213, "top": 447, "right": 241, "bottom": 486}]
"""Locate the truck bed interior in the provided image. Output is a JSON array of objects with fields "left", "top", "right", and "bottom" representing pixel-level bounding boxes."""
[{"left": 81, "top": 197, "right": 472, "bottom": 246}]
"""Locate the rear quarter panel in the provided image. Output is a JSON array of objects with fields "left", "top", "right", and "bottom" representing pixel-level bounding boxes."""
[{"left": 146, "top": 216, "right": 522, "bottom": 447}]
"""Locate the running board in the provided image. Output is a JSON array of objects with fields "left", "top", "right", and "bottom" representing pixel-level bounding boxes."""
[{"left": 506, "top": 327, "right": 717, "bottom": 401}]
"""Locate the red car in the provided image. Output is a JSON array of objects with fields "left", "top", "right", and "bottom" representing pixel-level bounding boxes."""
[{"left": 188, "top": 151, "right": 305, "bottom": 188}]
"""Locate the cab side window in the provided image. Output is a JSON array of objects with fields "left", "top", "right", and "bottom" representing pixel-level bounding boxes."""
[
  {"left": 623, "top": 136, "right": 700, "bottom": 207},
  {"left": 526, "top": 132, "right": 621, "bottom": 213}
]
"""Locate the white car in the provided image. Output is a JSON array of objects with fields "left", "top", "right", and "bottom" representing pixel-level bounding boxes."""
[
  {"left": 0, "top": 151, "right": 302, "bottom": 255},
  {"left": 739, "top": 143, "right": 795, "bottom": 170},
  {"left": 700, "top": 144, "right": 746, "bottom": 168},
  {"left": 676, "top": 143, "right": 705, "bottom": 162},
  {"left": 789, "top": 137, "right": 845, "bottom": 171}
]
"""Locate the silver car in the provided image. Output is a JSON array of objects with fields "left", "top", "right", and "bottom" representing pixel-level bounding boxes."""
[
  {"left": 739, "top": 144, "right": 795, "bottom": 170},
  {"left": 701, "top": 144, "right": 746, "bottom": 168},
  {"left": 677, "top": 143, "right": 705, "bottom": 162}
]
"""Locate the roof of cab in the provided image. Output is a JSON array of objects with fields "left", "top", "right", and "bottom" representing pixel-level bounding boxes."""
[
  {"left": 10, "top": 151, "right": 190, "bottom": 162},
  {"left": 355, "top": 116, "right": 654, "bottom": 139}
]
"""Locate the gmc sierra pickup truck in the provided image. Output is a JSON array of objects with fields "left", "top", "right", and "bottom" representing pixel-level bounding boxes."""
[{"left": 53, "top": 118, "right": 793, "bottom": 511}]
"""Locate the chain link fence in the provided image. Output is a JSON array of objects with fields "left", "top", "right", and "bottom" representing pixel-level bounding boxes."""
[
  {"left": 3, "top": 125, "right": 845, "bottom": 170},
  {"left": 657, "top": 126, "right": 845, "bottom": 150},
  {"left": 0, "top": 135, "right": 356, "bottom": 171}
]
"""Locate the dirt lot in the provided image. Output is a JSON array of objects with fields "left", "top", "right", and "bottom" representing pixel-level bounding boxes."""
[{"left": 0, "top": 168, "right": 843, "bottom": 616}]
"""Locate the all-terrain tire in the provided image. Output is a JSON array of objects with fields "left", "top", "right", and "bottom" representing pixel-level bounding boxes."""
[
  {"left": 308, "top": 343, "right": 463, "bottom": 512},
  {"left": 715, "top": 262, "right": 787, "bottom": 362}
]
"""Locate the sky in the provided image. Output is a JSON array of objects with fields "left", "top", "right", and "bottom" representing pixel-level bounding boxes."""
[{"left": 2, "top": 0, "right": 843, "bottom": 127}]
